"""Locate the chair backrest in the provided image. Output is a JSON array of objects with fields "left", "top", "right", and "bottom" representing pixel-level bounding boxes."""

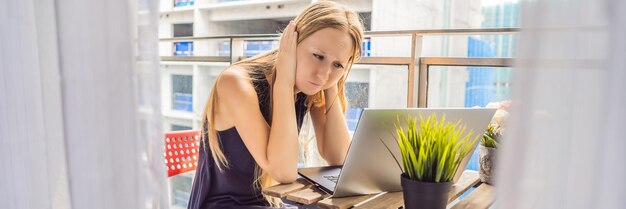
[{"left": 164, "top": 130, "right": 201, "bottom": 177}]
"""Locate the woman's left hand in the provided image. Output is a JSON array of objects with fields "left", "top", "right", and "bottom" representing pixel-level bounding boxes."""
[
  {"left": 323, "top": 85, "right": 339, "bottom": 114},
  {"left": 323, "top": 85, "right": 338, "bottom": 99}
]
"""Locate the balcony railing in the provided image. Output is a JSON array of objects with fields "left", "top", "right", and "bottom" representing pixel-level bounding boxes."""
[{"left": 159, "top": 27, "right": 519, "bottom": 108}]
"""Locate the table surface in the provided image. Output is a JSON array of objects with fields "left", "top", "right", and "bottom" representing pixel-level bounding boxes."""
[{"left": 262, "top": 170, "right": 495, "bottom": 209}]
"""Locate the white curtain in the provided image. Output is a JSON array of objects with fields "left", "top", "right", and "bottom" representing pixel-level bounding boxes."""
[
  {"left": 497, "top": 0, "right": 626, "bottom": 208},
  {"left": 0, "top": 0, "right": 167, "bottom": 208}
]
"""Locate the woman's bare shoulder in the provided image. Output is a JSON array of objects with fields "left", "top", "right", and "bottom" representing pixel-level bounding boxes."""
[
  {"left": 213, "top": 65, "right": 262, "bottom": 130},
  {"left": 216, "top": 65, "right": 255, "bottom": 98}
]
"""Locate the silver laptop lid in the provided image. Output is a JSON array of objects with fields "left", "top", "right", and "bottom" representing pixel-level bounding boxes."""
[{"left": 332, "top": 108, "right": 496, "bottom": 197}]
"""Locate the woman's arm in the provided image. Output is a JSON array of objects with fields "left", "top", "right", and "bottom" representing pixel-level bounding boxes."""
[
  {"left": 216, "top": 21, "right": 300, "bottom": 184},
  {"left": 310, "top": 86, "right": 351, "bottom": 166},
  {"left": 216, "top": 70, "right": 298, "bottom": 183}
]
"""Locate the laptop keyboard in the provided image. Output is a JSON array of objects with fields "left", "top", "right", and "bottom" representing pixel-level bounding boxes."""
[{"left": 323, "top": 175, "right": 339, "bottom": 183}]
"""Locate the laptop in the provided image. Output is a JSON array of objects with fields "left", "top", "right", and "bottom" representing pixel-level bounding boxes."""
[{"left": 298, "top": 108, "right": 496, "bottom": 198}]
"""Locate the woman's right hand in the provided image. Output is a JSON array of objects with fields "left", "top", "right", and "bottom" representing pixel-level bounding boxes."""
[{"left": 275, "top": 21, "right": 298, "bottom": 88}]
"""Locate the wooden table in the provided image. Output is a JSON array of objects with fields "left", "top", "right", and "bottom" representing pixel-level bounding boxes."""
[{"left": 262, "top": 170, "right": 495, "bottom": 209}]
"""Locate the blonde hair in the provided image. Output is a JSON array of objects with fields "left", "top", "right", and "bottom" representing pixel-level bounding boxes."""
[{"left": 201, "top": 1, "right": 364, "bottom": 206}]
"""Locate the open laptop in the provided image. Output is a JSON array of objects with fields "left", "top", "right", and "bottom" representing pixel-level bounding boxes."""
[{"left": 298, "top": 108, "right": 496, "bottom": 198}]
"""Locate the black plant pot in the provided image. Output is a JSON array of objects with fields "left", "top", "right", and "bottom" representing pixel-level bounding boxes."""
[{"left": 401, "top": 174, "right": 453, "bottom": 209}]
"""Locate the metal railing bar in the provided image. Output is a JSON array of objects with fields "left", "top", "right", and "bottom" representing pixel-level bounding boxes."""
[
  {"left": 420, "top": 57, "right": 515, "bottom": 67},
  {"left": 159, "top": 28, "right": 520, "bottom": 42},
  {"left": 161, "top": 56, "right": 231, "bottom": 62}
]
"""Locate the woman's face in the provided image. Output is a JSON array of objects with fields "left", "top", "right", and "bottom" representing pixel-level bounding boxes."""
[{"left": 295, "top": 28, "right": 354, "bottom": 95}]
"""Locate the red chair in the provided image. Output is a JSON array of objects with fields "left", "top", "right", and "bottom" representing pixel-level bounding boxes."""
[{"left": 164, "top": 130, "right": 201, "bottom": 177}]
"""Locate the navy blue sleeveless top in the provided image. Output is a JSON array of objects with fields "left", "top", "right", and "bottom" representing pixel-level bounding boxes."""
[{"left": 188, "top": 73, "right": 308, "bottom": 209}]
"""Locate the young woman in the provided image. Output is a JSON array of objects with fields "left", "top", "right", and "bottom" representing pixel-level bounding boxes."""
[{"left": 188, "top": 1, "right": 364, "bottom": 208}]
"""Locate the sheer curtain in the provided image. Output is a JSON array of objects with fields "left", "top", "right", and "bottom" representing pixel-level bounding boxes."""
[
  {"left": 0, "top": 0, "right": 167, "bottom": 208},
  {"left": 497, "top": 0, "right": 625, "bottom": 208}
]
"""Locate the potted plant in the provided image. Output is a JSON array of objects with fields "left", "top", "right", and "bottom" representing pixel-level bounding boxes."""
[
  {"left": 479, "top": 101, "right": 510, "bottom": 184},
  {"left": 379, "top": 113, "right": 478, "bottom": 209}
]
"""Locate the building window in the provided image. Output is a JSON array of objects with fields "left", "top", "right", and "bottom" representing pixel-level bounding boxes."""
[
  {"left": 173, "top": 23, "right": 193, "bottom": 37},
  {"left": 173, "top": 42, "right": 193, "bottom": 56},
  {"left": 174, "top": 0, "right": 194, "bottom": 7},
  {"left": 361, "top": 38, "right": 371, "bottom": 57},
  {"left": 172, "top": 74, "right": 193, "bottom": 112},
  {"left": 218, "top": 41, "right": 231, "bottom": 57},
  {"left": 171, "top": 124, "right": 192, "bottom": 131},
  {"left": 345, "top": 82, "right": 369, "bottom": 131},
  {"left": 244, "top": 40, "right": 277, "bottom": 57},
  {"left": 170, "top": 174, "right": 193, "bottom": 208}
]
